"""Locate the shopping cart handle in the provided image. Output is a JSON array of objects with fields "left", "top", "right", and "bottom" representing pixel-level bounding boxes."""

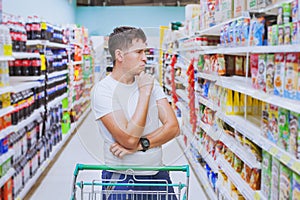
[{"left": 74, "top": 164, "right": 190, "bottom": 177}]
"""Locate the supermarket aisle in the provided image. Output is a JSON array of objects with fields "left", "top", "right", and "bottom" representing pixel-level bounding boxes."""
[{"left": 28, "top": 110, "right": 207, "bottom": 200}]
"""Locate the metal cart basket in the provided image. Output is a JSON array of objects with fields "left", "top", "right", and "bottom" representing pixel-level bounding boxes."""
[{"left": 71, "top": 164, "right": 190, "bottom": 200}]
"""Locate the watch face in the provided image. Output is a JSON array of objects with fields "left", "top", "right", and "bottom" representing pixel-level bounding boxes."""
[{"left": 142, "top": 139, "right": 150, "bottom": 148}]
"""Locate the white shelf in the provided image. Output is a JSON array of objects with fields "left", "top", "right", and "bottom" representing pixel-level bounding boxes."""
[
  {"left": 0, "top": 56, "right": 14, "bottom": 61},
  {"left": 216, "top": 76, "right": 300, "bottom": 113},
  {"left": 10, "top": 75, "right": 45, "bottom": 82},
  {"left": 0, "top": 126, "right": 14, "bottom": 140},
  {"left": 12, "top": 52, "right": 40, "bottom": 59},
  {"left": 0, "top": 106, "right": 14, "bottom": 117},
  {"left": 250, "top": 0, "right": 294, "bottom": 13},
  {"left": 197, "top": 72, "right": 218, "bottom": 82},
  {"left": 0, "top": 149, "right": 14, "bottom": 166},
  {"left": 204, "top": 46, "right": 249, "bottom": 55},
  {"left": 198, "top": 120, "right": 221, "bottom": 141},
  {"left": 176, "top": 89, "right": 189, "bottom": 103},
  {"left": 47, "top": 93, "right": 68, "bottom": 109},
  {"left": 11, "top": 107, "right": 44, "bottom": 132},
  {"left": 195, "top": 16, "right": 247, "bottom": 36},
  {"left": 72, "top": 61, "right": 83, "bottom": 65},
  {"left": 177, "top": 137, "right": 217, "bottom": 200},
  {"left": 48, "top": 70, "right": 69, "bottom": 79},
  {"left": 198, "top": 96, "right": 217, "bottom": 111},
  {"left": 0, "top": 168, "right": 15, "bottom": 188},
  {"left": 218, "top": 156, "right": 263, "bottom": 200},
  {"left": 10, "top": 81, "right": 41, "bottom": 93},
  {"left": 0, "top": 86, "right": 14, "bottom": 95},
  {"left": 26, "top": 40, "right": 69, "bottom": 49}
]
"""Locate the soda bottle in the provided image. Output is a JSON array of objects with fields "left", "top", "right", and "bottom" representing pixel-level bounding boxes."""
[
  {"left": 31, "top": 56, "right": 41, "bottom": 76},
  {"left": 22, "top": 58, "right": 31, "bottom": 76},
  {"left": 40, "top": 17, "right": 47, "bottom": 40},
  {"left": 32, "top": 16, "right": 41, "bottom": 40},
  {"left": 14, "top": 59, "right": 22, "bottom": 76},
  {"left": 18, "top": 16, "right": 27, "bottom": 52},
  {"left": 25, "top": 16, "right": 32, "bottom": 40}
]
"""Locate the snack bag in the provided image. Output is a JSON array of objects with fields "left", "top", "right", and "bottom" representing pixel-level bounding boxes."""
[{"left": 274, "top": 53, "right": 285, "bottom": 96}]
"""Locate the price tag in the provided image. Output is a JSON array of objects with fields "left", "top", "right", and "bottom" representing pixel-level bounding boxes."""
[
  {"left": 292, "top": 162, "right": 300, "bottom": 174},
  {"left": 280, "top": 154, "right": 291, "bottom": 165},
  {"left": 269, "top": 146, "right": 279, "bottom": 156},
  {"left": 40, "top": 55, "right": 46, "bottom": 71}
]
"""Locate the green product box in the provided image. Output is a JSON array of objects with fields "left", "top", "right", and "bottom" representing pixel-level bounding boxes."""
[
  {"left": 62, "top": 97, "right": 69, "bottom": 109},
  {"left": 272, "top": 24, "right": 278, "bottom": 45},
  {"left": 278, "top": 107, "right": 290, "bottom": 150},
  {"left": 289, "top": 111, "right": 300, "bottom": 158},
  {"left": 279, "top": 164, "right": 292, "bottom": 200},
  {"left": 271, "top": 157, "right": 280, "bottom": 200},
  {"left": 292, "top": 173, "right": 300, "bottom": 199},
  {"left": 266, "top": 54, "right": 275, "bottom": 94},
  {"left": 261, "top": 150, "right": 272, "bottom": 199}
]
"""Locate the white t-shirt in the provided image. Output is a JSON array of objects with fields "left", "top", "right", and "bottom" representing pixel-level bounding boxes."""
[{"left": 91, "top": 75, "right": 166, "bottom": 174}]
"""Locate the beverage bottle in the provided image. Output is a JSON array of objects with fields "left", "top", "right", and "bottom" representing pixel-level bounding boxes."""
[
  {"left": 18, "top": 16, "right": 27, "bottom": 52},
  {"left": 4, "top": 25, "right": 12, "bottom": 56},
  {"left": 8, "top": 60, "right": 14, "bottom": 76},
  {"left": 22, "top": 58, "right": 31, "bottom": 76},
  {"left": 14, "top": 59, "right": 22, "bottom": 76},
  {"left": 31, "top": 56, "right": 41, "bottom": 76},
  {"left": 32, "top": 16, "right": 41, "bottom": 40},
  {"left": 40, "top": 17, "right": 47, "bottom": 40},
  {"left": 25, "top": 16, "right": 32, "bottom": 40},
  {"left": 0, "top": 25, "right": 5, "bottom": 56}
]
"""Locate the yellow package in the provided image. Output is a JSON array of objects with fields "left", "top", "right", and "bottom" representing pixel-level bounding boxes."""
[
  {"left": 233, "top": 91, "right": 240, "bottom": 114},
  {"left": 226, "top": 89, "right": 234, "bottom": 115},
  {"left": 247, "top": 95, "right": 253, "bottom": 114},
  {"left": 252, "top": 98, "right": 259, "bottom": 116},
  {"left": 240, "top": 93, "right": 245, "bottom": 114}
]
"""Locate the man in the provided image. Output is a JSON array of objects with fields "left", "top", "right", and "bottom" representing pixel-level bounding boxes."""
[{"left": 91, "top": 26, "right": 180, "bottom": 199}]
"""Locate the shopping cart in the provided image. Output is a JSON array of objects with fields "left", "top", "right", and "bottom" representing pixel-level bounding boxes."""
[{"left": 71, "top": 164, "right": 190, "bottom": 200}]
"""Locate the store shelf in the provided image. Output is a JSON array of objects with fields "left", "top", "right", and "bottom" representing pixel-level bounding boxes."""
[
  {"left": 177, "top": 137, "right": 217, "bottom": 200},
  {"left": 72, "top": 61, "right": 83, "bottom": 65},
  {"left": 198, "top": 149, "right": 219, "bottom": 172},
  {"left": 197, "top": 72, "right": 218, "bottom": 82},
  {"left": 216, "top": 76, "right": 300, "bottom": 113},
  {"left": 0, "top": 149, "right": 14, "bottom": 166},
  {"left": 0, "top": 126, "right": 14, "bottom": 140},
  {"left": 0, "top": 55, "right": 14, "bottom": 61},
  {"left": 12, "top": 52, "right": 40, "bottom": 59},
  {"left": 250, "top": 44, "right": 300, "bottom": 53},
  {"left": 0, "top": 86, "right": 14, "bottom": 95},
  {"left": 10, "top": 81, "right": 41, "bottom": 93},
  {"left": 218, "top": 156, "right": 264, "bottom": 200},
  {"left": 48, "top": 70, "right": 69, "bottom": 79},
  {"left": 198, "top": 120, "right": 221, "bottom": 141},
  {"left": 218, "top": 130, "right": 261, "bottom": 169},
  {"left": 26, "top": 40, "right": 69, "bottom": 49},
  {"left": 10, "top": 75, "right": 45, "bottom": 82},
  {"left": 11, "top": 107, "right": 44, "bottom": 132},
  {"left": 195, "top": 16, "right": 248, "bottom": 36},
  {"left": 0, "top": 106, "right": 14, "bottom": 117},
  {"left": 204, "top": 46, "right": 249, "bottom": 55},
  {"left": 198, "top": 96, "right": 217, "bottom": 111},
  {"left": 176, "top": 89, "right": 189, "bottom": 103},
  {"left": 250, "top": 0, "right": 294, "bottom": 13},
  {"left": 0, "top": 168, "right": 15, "bottom": 188},
  {"left": 47, "top": 93, "right": 68, "bottom": 109}
]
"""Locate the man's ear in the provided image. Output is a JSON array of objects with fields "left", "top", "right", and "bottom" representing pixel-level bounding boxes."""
[{"left": 115, "top": 49, "right": 124, "bottom": 62}]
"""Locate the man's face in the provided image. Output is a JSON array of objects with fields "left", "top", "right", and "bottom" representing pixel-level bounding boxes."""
[{"left": 122, "top": 38, "right": 147, "bottom": 76}]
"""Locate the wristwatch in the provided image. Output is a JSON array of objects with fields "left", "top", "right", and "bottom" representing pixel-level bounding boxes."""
[{"left": 140, "top": 137, "right": 150, "bottom": 152}]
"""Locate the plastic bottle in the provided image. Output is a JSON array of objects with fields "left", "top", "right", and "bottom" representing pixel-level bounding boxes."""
[
  {"left": 32, "top": 16, "right": 41, "bottom": 40},
  {"left": 25, "top": 16, "right": 32, "bottom": 40},
  {"left": 40, "top": 17, "right": 47, "bottom": 40}
]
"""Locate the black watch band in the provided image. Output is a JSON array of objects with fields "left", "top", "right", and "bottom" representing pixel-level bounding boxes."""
[{"left": 140, "top": 137, "right": 150, "bottom": 152}]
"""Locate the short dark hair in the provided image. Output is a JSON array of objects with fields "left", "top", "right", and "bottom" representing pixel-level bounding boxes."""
[{"left": 108, "top": 26, "right": 147, "bottom": 65}]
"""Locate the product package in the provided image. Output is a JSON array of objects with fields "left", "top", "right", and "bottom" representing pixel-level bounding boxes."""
[
  {"left": 278, "top": 107, "right": 290, "bottom": 150},
  {"left": 272, "top": 24, "right": 279, "bottom": 45},
  {"left": 292, "top": 173, "right": 300, "bottom": 199},
  {"left": 289, "top": 111, "right": 300, "bottom": 159},
  {"left": 250, "top": 54, "right": 259, "bottom": 89},
  {"left": 258, "top": 54, "right": 266, "bottom": 92},
  {"left": 268, "top": 104, "right": 279, "bottom": 143},
  {"left": 284, "top": 22, "right": 292, "bottom": 45},
  {"left": 279, "top": 164, "right": 292, "bottom": 200},
  {"left": 270, "top": 157, "right": 280, "bottom": 200},
  {"left": 261, "top": 150, "right": 272, "bottom": 199},
  {"left": 261, "top": 102, "right": 269, "bottom": 138},
  {"left": 266, "top": 54, "right": 275, "bottom": 94},
  {"left": 274, "top": 53, "right": 285, "bottom": 96},
  {"left": 284, "top": 53, "right": 298, "bottom": 99}
]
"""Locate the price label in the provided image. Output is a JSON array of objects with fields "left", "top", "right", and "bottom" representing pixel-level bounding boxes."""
[
  {"left": 269, "top": 146, "right": 279, "bottom": 156},
  {"left": 292, "top": 162, "right": 300, "bottom": 174},
  {"left": 280, "top": 154, "right": 291, "bottom": 165}
]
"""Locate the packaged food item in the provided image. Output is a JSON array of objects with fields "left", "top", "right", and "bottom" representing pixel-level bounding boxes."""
[
  {"left": 258, "top": 54, "right": 266, "bottom": 92},
  {"left": 267, "top": 104, "right": 279, "bottom": 143},
  {"left": 261, "top": 150, "right": 272, "bottom": 199},
  {"left": 233, "top": 156, "right": 243, "bottom": 173},
  {"left": 284, "top": 23, "right": 292, "bottom": 45},
  {"left": 241, "top": 163, "right": 252, "bottom": 183},
  {"left": 272, "top": 24, "right": 279, "bottom": 45},
  {"left": 283, "top": 3, "right": 291, "bottom": 23},
  {"left": 279, "top": 164, "right": 292, "bottom": 200},
  {"left": 239, "top": 93, "right": 245, "bottom": 114},
  {"left": 289, "top": 111, "right": 299, "bottom": 158},
  {"left": 235, "top": 56, "right": 244, "bottom": 76},
  {"left": 252, "top": 97, "right": 259, "bottom": 116},
  {"left": 278, "top": 25, "right": 285, "bottom": 45},
  {"left": 246, "top": 96, "right": 253, "bottom": 114},
  {"left": 217, "top": 54, "right": 226, "bottom": 75},
  {"left": 284, "top": 53, "right": 298, "bottom": 99},
  {"left": 266, "top": 54, "right": 275, "bottom": 94},
  {"left": 271, "top": 157, "right": 280, "bottom": 200},
  {"left": 241, "top": 18, "right": 250, "bottom": 46},
  {"left": 233, "top": 91, "right": 240, "bottom": 114},
  {"left": 297, "top": 53, "right": 300, "bottom": 100},
  {"left": 250, "top": 54, "right": 259, "bottom": 89},
  {"left": 292, "top": 22, "right": 298, "bottom": 45},
  {"left": 225, "top": 55, "right": 235, "bottom": 75},
  {"left": 268, "top": 26, "right": 272, "bottom": 45},
  {"left": 274, "top": 53, "right": 285, "bottom": 96},
  {"left": 278, "top": 107, "right": 290, "bottom": 150},
  {"left": 250, "top": 168, "right": 261, "bottom": 190},
  {"left": 292, "top": 173, "right": 300, "bottom": 199},
  {"left": 203, "top": 54, "right": 211, "bottom": 72},
  {"left": 278, "top": 6, "right": 283, "bottom": 25},
  {"left": 244, "top": 138, "right": 262, "bottom": 162},
  {"left": 226, "top": 89, "right": 234, "bottom": 115},
  {"left": 292, "top": 0, "right": 299, "bottom": 22}
]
